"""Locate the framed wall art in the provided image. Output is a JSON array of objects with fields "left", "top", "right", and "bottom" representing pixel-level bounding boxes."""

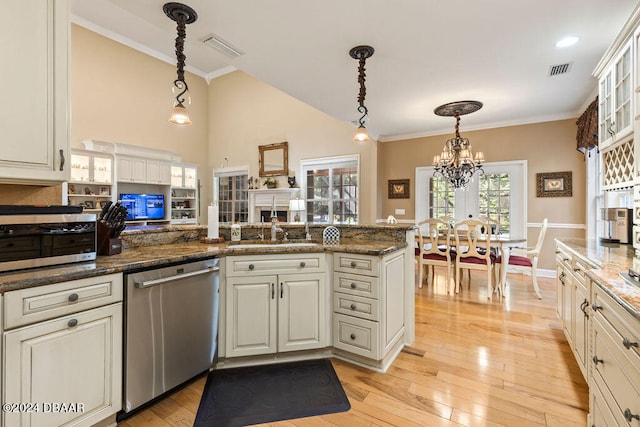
[
  {"left": 388, "top": 179, "right": 410, "bottom": 199},
  {"left": 536, "top": 171, "right": 572, "bottom": 197}
]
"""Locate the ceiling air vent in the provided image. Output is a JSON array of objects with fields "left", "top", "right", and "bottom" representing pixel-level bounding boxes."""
[
  {"left": 201, "top": 33, "right": 244, "bottom": 58},
  {"left": 549, "top": 62, "right": 572, "bottom": 76}
]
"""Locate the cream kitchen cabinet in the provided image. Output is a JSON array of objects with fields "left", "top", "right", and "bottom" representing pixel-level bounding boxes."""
[
  {"left": 0, "top": 0, "right": 70, "bottom": 184},
  {"left": 223, "top": 253, "right": 327, "bottom": 358},
  {"left": 332, "top": 251, "right": 406, "bottom": 371},
  {"left": 597, "top": 39, "right": 633, "bottom": 151},
  {"left": 117, "top": 156, "right": 146, "bottom": 183},
  {"left": 170, "top": 163, "right": 198, "bottom": 225},
  {"left": 590, "top": 284, "right": 640, "bottom": 427},
  {"left": 555, "top": 242, "right": 594, "bottom": 380},
  {"left": 116, "top": 156, "right": 171, "bottom": 185},
  {"left": 2, "top": 273, "right": 123, "bottom": 427}
]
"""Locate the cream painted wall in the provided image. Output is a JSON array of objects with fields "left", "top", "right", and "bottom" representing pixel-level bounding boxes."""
[
  {"left": 379, "top": 119, "right": 586, "bottom": 271},
  {"left": 207, "top": 71, "right": 379, "bottom": 224}
]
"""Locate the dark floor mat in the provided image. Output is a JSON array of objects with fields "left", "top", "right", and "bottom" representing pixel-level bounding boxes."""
[{"left": 194, "top": 358, "right": 350, "bottom": 426}]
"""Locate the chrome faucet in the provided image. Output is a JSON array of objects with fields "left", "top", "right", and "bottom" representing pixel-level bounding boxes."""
[
  {"left": 256, "top": 216, "right": 265, "bottom": 241},
  {"left": 271, "top": 218, "right": 283, "bottom": 241}
]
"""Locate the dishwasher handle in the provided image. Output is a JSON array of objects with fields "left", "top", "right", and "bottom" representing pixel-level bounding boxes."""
[{"left": 134, "top": 266, "right": 219, "bottom": 288}]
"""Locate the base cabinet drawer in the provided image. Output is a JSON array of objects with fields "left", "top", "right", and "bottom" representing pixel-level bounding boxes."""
[
  {"left": 333, "top": 272, "right": 379, "bottom": 299},
  {"left": 333, "top": 313, "right": 379, "bottom": 359},
  {"left": 4, "top": 273, "right": 123, "bottom": 329},
  {"left": 333, "top": 292, "right": 379, "bottom": 321},
  {"left": 334, "top": 253, "right": 380, "bottom": 275}
]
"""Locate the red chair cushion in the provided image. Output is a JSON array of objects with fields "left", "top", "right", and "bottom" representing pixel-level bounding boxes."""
[
  {"left": 459, "top": 254, "right": 496, "bottom": 265},
  {"left": 415, "top": 247, "right": 421, "bottom": 256},
  {"left": 496, "top": 254, "right": 532, "bottom": 267},
  {"left": 422, "top": 253, "right": 449, "bottom": 261}
]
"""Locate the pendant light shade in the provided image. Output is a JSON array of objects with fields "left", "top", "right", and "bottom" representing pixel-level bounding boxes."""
[
  {"left": 353, "top": 125, "right": 371, "bottom": 143},
  {"left": 168, "top": 103, "right": 192, "bottom": 125}
]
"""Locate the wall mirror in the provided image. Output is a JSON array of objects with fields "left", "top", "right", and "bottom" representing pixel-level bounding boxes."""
[{"left": 259, "top": 141, "right": 288, "bottom": 176}]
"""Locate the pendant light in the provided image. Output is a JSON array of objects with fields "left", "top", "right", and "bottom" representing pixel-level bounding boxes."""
[
  {"left": 164, "top": 2, "right": 198, "bottom": 126},
  {"left": 349, "top": 45, "right": 374, "bottom": 142}
]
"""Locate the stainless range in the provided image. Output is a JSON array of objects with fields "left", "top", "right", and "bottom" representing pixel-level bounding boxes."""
[{"left": 0, "top": 205, "right": 96, "bottom": 272}]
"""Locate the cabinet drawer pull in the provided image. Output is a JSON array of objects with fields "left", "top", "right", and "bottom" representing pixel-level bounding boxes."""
[
  {"left": 350, "top": 282, "right": 357, "bottom": 289},
  {"left": 622, "top": 337, "right": 639, "bottom": 350},
  {"left": 624, "top": 409, "right": 640, "bottom": 422},
  {"left": 563, "top": 258, "right": 570, "bottom": 262},
  {"left": 68, "top": 293, "right": 79, "bottom": 302},
  {"left": 592, "top": 355, "right": 603, "bottom": 365},
  {"left": 350, "top": 303, "right": 357, "bottom": 310},
  {"left": 350, "top": 333, "right": 356, "bottom": 340},
  {"left": 350, "top": 261, "right": 357, "bottom": 267},
  {"left": 300, "top": 261, "right": 306, "bottom": 268},
  {"left": 271, "top": 283, "right": 275, "bottom": 299},
  {"left": 591, "top": 303, "right": 602, "bottom": 312},
  {"left": 280, "top": 282, "right": 283, "bottom": 298},
  {"left": 248, "top": 264, "right": 255, "bottom": 270},
  {"left": 573, "top": 267, "right": 581, "bottom": 272},
  {"left": 67, "top": 318, "right": 78, "bottom": 328}
]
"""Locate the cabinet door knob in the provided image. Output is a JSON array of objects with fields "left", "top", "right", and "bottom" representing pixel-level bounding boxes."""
[
  {"left": 350, "top": 261, "right": 357, "bottom": 267},
  {"left": 67, "top": 319, "right": 78, "bottom": 328},
  {"left": 248, "top": 264, "right": 255, "bottom": 270},
  {"left": 350, "top": 303, "right": 357, "bottom": 310},
  {"left": 622, "top": 337, "right": 639, "bottom": 350},
  {"left": 300, "top": 261, "right": 306, "bottom": 268},
  {"left": 68, "top": 293, "right": 79, "bottom": 302},
  {"left": 592, "top": 355, "right": 603, "bottom": 365},
  {"left": 624, "top": 409, "right": 640, "bottom": 422},
  {"left": 350, "top": 282, "right": 357, "bottom": 289},
  {"left": 350, "top": 333, "right": 356, "bottom": 340}
]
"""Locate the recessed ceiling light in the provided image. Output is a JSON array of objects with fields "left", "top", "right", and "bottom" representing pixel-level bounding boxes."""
[{"left": 555, "top": 36, "right": 579, "bottom": 48}]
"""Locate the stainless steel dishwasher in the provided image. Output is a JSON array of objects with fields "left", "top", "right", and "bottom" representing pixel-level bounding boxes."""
[{"left": 122, "top": 258, "right": 219, "bottom": 413}]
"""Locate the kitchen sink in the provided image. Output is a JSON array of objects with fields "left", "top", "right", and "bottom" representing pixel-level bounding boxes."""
[{"left": 229, "top": 241, "right": 320, "bottom": 248}]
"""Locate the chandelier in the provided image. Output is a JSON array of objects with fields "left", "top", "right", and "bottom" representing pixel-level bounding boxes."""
[
  {"left": 349, "top": 45, "right": 375, "bottom": 142},
  {"left": 164, "top": 2, "right": 198, "bottom": 125},
  {"left": 433, "top": 101, "right": 485, "bottom": 188}
]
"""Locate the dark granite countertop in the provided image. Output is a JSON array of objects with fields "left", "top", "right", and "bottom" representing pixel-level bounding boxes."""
[
  {"left": 0, "top": 239, "right": 408, "bottom": 294},
  {"left": 556, "top": 238, "right": 640, "bottom": 320}
]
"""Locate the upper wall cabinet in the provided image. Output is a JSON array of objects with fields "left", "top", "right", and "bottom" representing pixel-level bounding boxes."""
[
  {"left": 594, "top": 4, "right": 640, "bottom": 190},
  {"left": 598, "top": 40, "right": 633, "bottom": 151},
  {"left": 0, "top": 0, "right": 70, "bottom": 184}
]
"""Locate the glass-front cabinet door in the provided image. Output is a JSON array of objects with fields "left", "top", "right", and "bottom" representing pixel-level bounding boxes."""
[{"left": 599, "top": 39, "right": 633, "bottom": 150}]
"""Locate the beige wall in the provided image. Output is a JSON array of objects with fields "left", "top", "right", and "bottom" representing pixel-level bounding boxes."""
[
  {"left": 207, "top": 71, "right": 379, "bottom": 223},
  {"left": 379, "top": 119, "right": 586, "bottom": 271}
]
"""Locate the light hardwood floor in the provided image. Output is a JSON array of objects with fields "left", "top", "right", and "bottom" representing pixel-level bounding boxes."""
[{"left": 118, "top": 268, "right": 588, "bottom": 426}]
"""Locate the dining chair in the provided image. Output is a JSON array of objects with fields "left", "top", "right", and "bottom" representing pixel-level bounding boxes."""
[
  {"left": 495, "top": 218, "right": 548, "bottom": 299},
  {"left": 454, "top": 218, "right": 497, "bottom": 301},
  {"left": 416, "top": 218, "right": 455, "bottom": 294}
]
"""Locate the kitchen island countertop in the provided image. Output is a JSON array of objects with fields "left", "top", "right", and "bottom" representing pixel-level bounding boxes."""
[
  {"left": 0, "top": 238, "right": 408, "bottom": 294},
  {"left": 556, "top": 238, "right": 640, "bottom": 319}
]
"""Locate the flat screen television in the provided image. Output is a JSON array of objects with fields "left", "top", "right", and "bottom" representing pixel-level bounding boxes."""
[{"left": 120, "top": 193, "right": 165, "bottom": 221}]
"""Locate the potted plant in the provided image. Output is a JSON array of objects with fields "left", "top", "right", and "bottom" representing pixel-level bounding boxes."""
[{"left": 263, "top": 177, "right": 277, "bottom": 188}]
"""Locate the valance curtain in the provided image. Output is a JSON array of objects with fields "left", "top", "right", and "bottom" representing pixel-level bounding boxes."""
[{"left": 576, "top": 97, "right": 598, "bottom": 155}]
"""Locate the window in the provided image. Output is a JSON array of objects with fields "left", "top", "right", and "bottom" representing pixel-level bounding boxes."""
[
  {"left": 214, "top": 167, "right": 248, "bottom": 224},
  {"left": 478, "top": 173, "right": 510, "bottom": 235},
  {"left": 416, "top": 161, "right": 526, "bottom": 237},
  {"left": 301, "top": 155, "right": 359, "bottom": 224},
  {"left": 429, "top": 177, "right": 455, "bottom": 219}
]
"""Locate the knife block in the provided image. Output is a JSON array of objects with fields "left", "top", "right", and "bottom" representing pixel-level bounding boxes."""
[{"left": 97, "top": 221, "right": 122, "bottom": 256}]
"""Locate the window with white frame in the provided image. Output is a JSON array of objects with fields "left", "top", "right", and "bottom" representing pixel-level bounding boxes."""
[
  {"left": 214, "top": 167, "right": 249, "bottom": 224},
  {"left": 301, "top": 155, "right": 359, "bottom": 224},
  {"left": 416, "top": 161, "right": 526, "bottom": 237}
]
